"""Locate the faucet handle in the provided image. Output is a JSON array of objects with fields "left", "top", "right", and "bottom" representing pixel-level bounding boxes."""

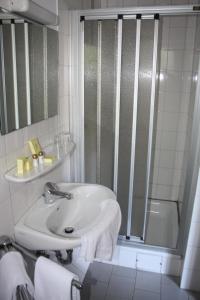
[
  {"left": 44, "top": 182, "right": 58, "bottom": 204},
  {"left": 44, "top": 182, "right": 58, "bottom": 192}
]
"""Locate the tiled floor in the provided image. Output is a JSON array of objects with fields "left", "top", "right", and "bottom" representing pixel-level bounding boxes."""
[{"left": 81, "top": 262, "right": 200, "bottom": 300}]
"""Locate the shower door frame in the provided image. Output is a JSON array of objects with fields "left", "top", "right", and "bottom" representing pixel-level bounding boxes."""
[{"left": 70, "top": 5, "right": 200, "bottom": 247}]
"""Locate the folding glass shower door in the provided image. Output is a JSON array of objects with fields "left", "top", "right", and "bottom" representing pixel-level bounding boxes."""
[{"left": 84, "top": 16, "right": 159, "bottom": 241}]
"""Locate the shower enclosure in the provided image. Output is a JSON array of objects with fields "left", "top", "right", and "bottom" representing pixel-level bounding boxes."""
[{"left": 73, "top": 5, "right": 200, "bottom": 251}]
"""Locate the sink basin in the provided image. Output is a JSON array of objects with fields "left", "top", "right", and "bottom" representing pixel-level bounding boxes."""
[{"left": 14, "top": 183, "right": 116, "bottom": 250}]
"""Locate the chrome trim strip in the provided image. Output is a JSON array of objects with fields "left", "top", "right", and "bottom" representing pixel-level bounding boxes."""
[
  {"left": 24, "top": 22, "right": 31, "bottom": 125},
  {"left": 80, "top": 19, "right": 85, "bottom": 182},
  {"left": 43, "top": 27, "right": 48, "bottom": 119},
  {"left": 11, "top": 22, "right": 19, "bottom": 129},
  {"left": 84, "top": 15, "right": 118, "bottom": 20},
  {"left": 96, "top": 21, "right": 102, "bottom": 184},
  {"left": 79, "top": 5, "right": 198, "bottom": 18},
  {"left": 127, "top": 18, "right": 141, "bottom": 237},
  {"left": 0, "top": 24, "right": 8, "bottom": 133},
  {"left": 113, "top": 18, "right": 122, "bottom": 194},
  {"left": 123, "top": 15, "right": 154, "bottom": 19}
]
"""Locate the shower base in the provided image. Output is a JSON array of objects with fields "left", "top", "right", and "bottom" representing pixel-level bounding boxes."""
[{"left": 145, "top": 199, "right": 179, "bottom": 249}]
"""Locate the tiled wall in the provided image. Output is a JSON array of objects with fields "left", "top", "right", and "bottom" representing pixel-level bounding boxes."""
[
  {"left": 65, "top": 0, "right": 200, "bottom": 10},
  {"left": 150, "top": 15, "right": 197, "bottom": 203},
  {"left": 0, "top": 0, "right": 71, "bottom": 238},
  {"left": 67, "top": 0, "right": 199, "bottom": 204},
  {"left": 181, "top": 168, "right": 200, "bottom": 291}
]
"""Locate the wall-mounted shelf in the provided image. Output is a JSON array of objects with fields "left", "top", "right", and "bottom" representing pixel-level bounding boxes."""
[{"left": 4, "top": 140, "right": 75, "bottom": 183}]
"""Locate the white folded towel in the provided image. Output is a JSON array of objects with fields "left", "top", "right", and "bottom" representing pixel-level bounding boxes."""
[
  {"left": 34, "top": 256, "right": 80, "bottom": 300},
  {"left": 0, "top": 251, "right": 34, "bottom": 300},
  {"left": 80, "top": 199, "right": 121, "bottom": 261}
]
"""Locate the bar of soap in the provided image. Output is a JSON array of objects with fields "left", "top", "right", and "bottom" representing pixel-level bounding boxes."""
[
  {"left": 44, "top": 155, "right": 56, "bottom": 164},
  {"left": 25, "top": 157, "right": 33, "bottom": 171},
  {"left": 17, "top": 157, "right": 27, "bottom": 175},
  {"left": 28, "top": 138, "right": 42, "bottom": 155}
]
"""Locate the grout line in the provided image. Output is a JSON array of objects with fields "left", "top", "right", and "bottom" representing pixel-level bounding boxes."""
[{"left": 148, "top": 197, "right": 179, "bottom": 203}]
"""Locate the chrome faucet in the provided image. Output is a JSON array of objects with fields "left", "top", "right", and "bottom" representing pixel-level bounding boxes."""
[{"left": 44, "top": 182, "right": 72, "bottom": 204}]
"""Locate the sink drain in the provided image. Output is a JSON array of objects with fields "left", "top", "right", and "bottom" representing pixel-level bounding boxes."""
[{"left": 64, "top": 227, "right": 74, "bottom": 234}]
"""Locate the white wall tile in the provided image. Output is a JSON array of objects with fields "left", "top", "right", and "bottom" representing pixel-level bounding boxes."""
[
  {"left": 155, "top": 0, "right": 171, "bottom": 4},
  {"left": 183, "top": 50, "right": 194, "bottom": 72},
  {"left": 167, "top": 50, "right": 184, "bottom": 72},
  {"left": 166, "top": 71, "right": 182, "bottom": 93},
  {"left": 0, "top": 200, "right": 13, "bottom": 237},
  {"left": 160, "top": 133, "right": 177, "bottom": 150},
  {"left": 181, "top": 169, "right": 200, "bottom": 291},
  {"left": 100, "top": 0, "right": 108, "bottom": 8},
  {"left": 92, "top": 0, "right": 101, "bottom": 8},
  {"left": 123, "top": 0, "right": 138, "bottom": 6},
  {"left": 163, "top": 92, "right": 181, "bottom": 113},
  {"left": 82, "top": 0, "right": 92, "bottom": 9},
  {"left": 5, "top": 130, "right": 24, "bottom": 153},
  {"left": 183, "top": 246, "right": 200, "bottom": 271},
  {"left": 185, "top": 27, "right": 196, "bottom": 50},
  {"left": 0, "top": 6, "right": 71, "bottom": 238},
  {"left": 181, "top": 269, "right": 200, "bottom": 291},
  {"left": 170, "top": 16, "right": 187, "bottom": 28},
  {"left": 156, "top": 184, "right": 172, "bottom": 199},
  {"left": 157, "top": 168, "right": 174, "bottom": 185},
  {"left": 168, "top": 27, "right": 186, "bottom": 50},
  {"left": 159, "top": 150, "right": 175, "bottom": 168},
  {"left": 0, "top": 135, "right": 6, "bottom": 157},
  {"left": 187, "top": 221, "right": 200, "bottom": 248},
  {"left": 107, "top": 0, "right": 123, "bottom": 7}
]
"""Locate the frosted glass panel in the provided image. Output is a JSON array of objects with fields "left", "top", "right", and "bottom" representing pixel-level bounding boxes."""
[
  {"left": 84, "top": 20, "right": 117, "bottom": 188},
  {"left": 2, "top": 24, "right": 15, "bottom": 133},
  {"left": 0, "top": 22, "right": 58, "bottom": 135},
  {"left": 47, "top": 28, "right": 58, "bottom": 118},
  {"left": 131, "top": 20, "right": 155, "bottom": 238},
  {"left": 84, "top": 21, "right": 98, "bottom": 183},
  {"left": 100, "top": 20, "right": 117, "bottom": 189},
  {"left": 15, "top": 23, "right": 27, "bottom": 128},
  {"left": 29, "top": 24, "right": 45, "bottom": 123},
  {"left": 118, "top": 20, "right": 136, "bottom": 235}
]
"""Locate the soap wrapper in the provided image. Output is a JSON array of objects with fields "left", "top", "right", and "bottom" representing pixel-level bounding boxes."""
[
  {"left": 28, "top": 138, "right": 42, "bottom": 155},
  {"left": 44, "top": 155, "right": 56, "bottom": 164},
  {"left": 16, "top": 157, "right": 27, "bottom": 175},
  {"left": 25, "top": 157, "right": 33, "bottom": 171}
]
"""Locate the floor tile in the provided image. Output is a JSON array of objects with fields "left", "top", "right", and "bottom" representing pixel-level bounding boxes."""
[
  {"left": 133, "top": 289, "right": 160, "bottom": 300},
  {"left": 161, "top": 275, "right": 180, "bottom": 287},
  {"left": 188, "top": 291, "right": 200, "bottom": 300},
  {"left": 112, "top": 265, "right": 136, "bottom": 279},
  {"left": 135, "top": 271, "right": 161, "bottom": 293},
  {"left": 81, "top": 263, "right": 199, "bottom": 300},
  {"left": 85, "top": 262, "right": 113, "bottom": 283},
  {"left": 106, "top": 274, "right": 135, "bottom": 299},
  {"left": 81, "top": 281, "right": 108, "bottom": 300},
  {"left": 161, "top": 274, "right": 189, "bottom": 300},
  {"left": 161, "top": 283, "right": 189, "bottom": 300}
]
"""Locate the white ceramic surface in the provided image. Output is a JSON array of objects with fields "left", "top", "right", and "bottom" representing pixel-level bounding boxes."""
[
  {"left": 14, "top": 183, "right": 116, "bottom": 250},
  {"left": 5, "top": 141, "right": 75, "bottom": 183}
]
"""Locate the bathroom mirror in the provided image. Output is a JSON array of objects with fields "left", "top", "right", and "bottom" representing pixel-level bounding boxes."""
[{"left": 0, "top": 20, "right": 58, "bottom": 135}]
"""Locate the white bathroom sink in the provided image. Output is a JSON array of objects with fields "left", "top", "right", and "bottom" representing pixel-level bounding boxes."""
[{"left": 14, "top": 183, "right": 116, "bottom": 250}]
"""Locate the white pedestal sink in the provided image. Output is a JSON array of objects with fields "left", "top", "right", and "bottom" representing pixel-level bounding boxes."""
[{"left": 14, "top": 183, "right": 116, "bottom": 251}]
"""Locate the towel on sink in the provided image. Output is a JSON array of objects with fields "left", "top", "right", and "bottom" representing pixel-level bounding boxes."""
[
  {"left": 34, "top": 256, "right": 80, "bottom": 300},
  {"left": 0, "top": 251, "right": 34, "bottom": 300},
  {"left": 80, "top": 198, "right": 121, "bottom": 261}
]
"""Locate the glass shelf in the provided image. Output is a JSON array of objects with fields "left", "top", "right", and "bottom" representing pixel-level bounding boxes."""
[{"left": 4, "top": 140, "right": 75, "bottom": 183}]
